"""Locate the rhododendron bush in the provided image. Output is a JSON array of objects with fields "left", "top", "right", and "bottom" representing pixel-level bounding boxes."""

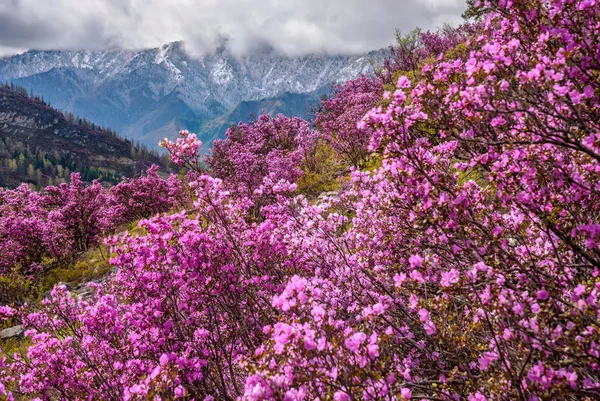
[
  {"left": 315, "top": 76, "right": 383, "bottom": 168},
  {"left": 2, "top": 177, "right": 297, "bottom": 400},
  {"left": 206, "top": 114, "right": 315, "bottom": 206},
  {"left": 0, "top": 184, "right": 68, "bottom": 275},
  {"left": 383, "top": 23, "right": 479, "bottom": 77},
  {"left": 2, "top": 0, "right": 600, "bottom": 400},
  {"left": 0, "top": 167, "right": 184, "bottom": 277},
  {"left": 108, "top": 164, "right": 184, "bottom": 224}
]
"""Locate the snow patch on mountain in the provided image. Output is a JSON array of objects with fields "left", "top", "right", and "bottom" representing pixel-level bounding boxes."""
[{"left": 211, "top": 59, "right": 234, "bottom": 84}]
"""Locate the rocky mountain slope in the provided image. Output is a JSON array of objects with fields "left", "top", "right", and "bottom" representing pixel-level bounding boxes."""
[
  {"left": 0, "top": 84, "right": 168, "bottom": 188},
  {"left": 0, "top": 42, "right": 386, "bottom": 148}
]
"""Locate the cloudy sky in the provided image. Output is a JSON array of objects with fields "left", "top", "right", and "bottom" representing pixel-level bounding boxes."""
[{"left": 0, "top": 0, "right": 467, "bottom": 57}]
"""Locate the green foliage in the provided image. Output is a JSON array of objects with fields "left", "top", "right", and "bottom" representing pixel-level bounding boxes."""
[
  {"left": 296, "top": 140, "right": 342, "bottom": 196},
  {"left": 361, "top": 153, "right": 383, "bottom": 172},
  {"left": 392, "top": 27, "right": 425, "bottom": 73},
  {"left": 0, "top": 246, "right": 112, "bottom": 310},
  {"left": 36, "top": 246, "right": 112, "bottom": 296},
  {"left": 124, "top": 219, "right": 149, "bottom": 236},
  {"left": 462, "top": 0, "right": 490, "bottom": 20},
  {"left": 0, "top": 271, "right": 33, "bottom": 309},
  {"left": 456, "top": 165, "right": 492, "bottom": 189},
  {"left": 444, "top": 42, "right": 470, "bottom": 61},
  {"left": 395, "top": 27, "right": 422, "bottom": 51},
  {"left": 0, "top": 336, "right": 31, "bottom": 361}
]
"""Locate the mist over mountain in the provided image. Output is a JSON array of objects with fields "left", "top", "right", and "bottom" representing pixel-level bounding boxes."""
[{"left": 0, "top": 41, "right": 386, "bottom": 149}]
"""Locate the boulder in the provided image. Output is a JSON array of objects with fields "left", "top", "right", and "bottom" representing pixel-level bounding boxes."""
[{"left": 0, "top": 325, "right": 24, "bottom": 339}]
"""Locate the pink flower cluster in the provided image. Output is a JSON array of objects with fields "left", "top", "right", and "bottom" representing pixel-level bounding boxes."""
[
  {"left": 0, "top": 166, "right": 185, "bottom": 274},
  {"left": 315, "top": 76, "right": 383, "bottom": 168},
  {"left": 160, "top": 130, "right": 202, "bottom": 167},
  {"left": 0, "top": 184, "right": 69, "bottom": 273},
  {"left": 108, "top": 164, "right": 185, "bottom": 224},
  {"left": 206, "top": 114, "right": 315, "bottom": 206}
]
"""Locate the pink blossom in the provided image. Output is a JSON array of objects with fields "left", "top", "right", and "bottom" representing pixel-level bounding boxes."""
[{"left": 344, "top": 332, "right": 367, "bottom": 353}]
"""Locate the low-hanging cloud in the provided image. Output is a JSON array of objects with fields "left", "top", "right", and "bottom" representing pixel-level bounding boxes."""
[{"left": 0, "top": 0, "right": 467, "bottom": 57}]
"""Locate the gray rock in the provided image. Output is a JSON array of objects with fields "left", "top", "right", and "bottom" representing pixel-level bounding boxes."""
[
  {"left": 72, "top": 282, "right": 96, "bottom": 301},
  {"left": 73, "top": 282, "right": 88, "bottom": 292},
  {"left": 56, "top": 282, "right": 73, "bottom": 291},
  {"left": 0, "top": 325, "right": 24, "bottom": 339},
  {"left": 76, "top": 290, "right": 94, "bottom": 301}
]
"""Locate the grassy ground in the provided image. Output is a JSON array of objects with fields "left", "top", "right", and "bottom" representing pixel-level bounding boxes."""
[
  {"left": 1, "top": 244, "right": 113, "bottom": 360},
  {"left": 36, "top": 245, "right": 113, "bottom": 295}
]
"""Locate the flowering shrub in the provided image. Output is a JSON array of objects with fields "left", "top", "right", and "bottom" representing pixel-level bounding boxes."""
[
  {"left": 0, "top": 184, "right": 67, "bottom": 274},
  {"left": 1, "top": 176, "right": 300, "bottom": 400},
  {"left": 206, "top": 114, "right": 315, "bottom": 206},
  {"left": 246, "top": 0, "right": 600, "bottom": 399},
  {"left": 315, "top": 76, "right": 383, "bottom": 168},
  {"left": 0, "top": 166, "right": 183, "bottom": 277},
  {"left": 160, "top": 130, "right": 202, "bottom": 168},
  {"left": 108, "top": 165, "right": 185, "bottom": 224},
  {"left": 313, "top": 22, "right": 478, "bottom": 172},
  {"left": 44, "top": 173, "right": 113, "bottom": 253},
  {"left": 2, "top": 0, "right": 600, "bottom": 400},
  {"left": 383, "top": 23, "right": 479, "bottom": 77}
]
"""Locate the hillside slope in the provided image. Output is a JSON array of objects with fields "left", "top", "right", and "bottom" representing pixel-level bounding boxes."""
[{"left": 0, "top": 85, "right": 169, "bottom": 188}]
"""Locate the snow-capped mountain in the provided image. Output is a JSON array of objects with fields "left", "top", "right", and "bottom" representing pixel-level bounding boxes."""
[{"left": 0, "top": 42, "right": 386, "bottom": 148}]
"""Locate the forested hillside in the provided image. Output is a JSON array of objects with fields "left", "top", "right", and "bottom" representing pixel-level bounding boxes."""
[{"left": 0, "top": 83, "right": 172, "bottom": 188}]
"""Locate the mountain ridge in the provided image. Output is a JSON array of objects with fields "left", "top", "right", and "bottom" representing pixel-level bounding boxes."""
[{"left": 0, "top": 42, "right": 387, "bottom": 148}]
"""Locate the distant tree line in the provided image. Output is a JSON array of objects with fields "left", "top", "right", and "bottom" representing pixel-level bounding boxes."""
[{"left": 0, "top": 136, "right": 121, "bottom": 189}]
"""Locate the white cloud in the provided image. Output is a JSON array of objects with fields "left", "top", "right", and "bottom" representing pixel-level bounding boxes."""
[{"left": 0, "top": 0, "right": 467, "bottom": 57}]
